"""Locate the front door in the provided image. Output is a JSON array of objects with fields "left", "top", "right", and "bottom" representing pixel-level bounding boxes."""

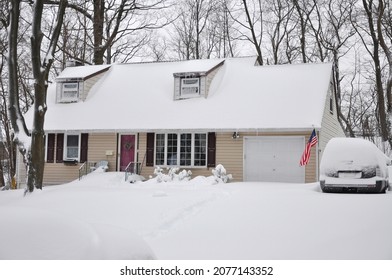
[{"left": 120, "top": 135, "right": 136, "bottom": 171}]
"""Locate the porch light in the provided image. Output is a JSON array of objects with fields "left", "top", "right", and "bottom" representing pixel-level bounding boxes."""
[{"left": 232, "top": 132, "right": 240, "bottom": 139}]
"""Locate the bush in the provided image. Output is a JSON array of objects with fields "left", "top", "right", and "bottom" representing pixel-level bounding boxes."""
[
  {"left": 212, "top": 164, "right": 232, "bottom": 183},
  {"left": 153, "top": 166, "right": 192, "bottom": 183}
]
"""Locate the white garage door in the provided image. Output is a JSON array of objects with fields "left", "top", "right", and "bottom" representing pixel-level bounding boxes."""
[{"left": 244, "top": 136, "right": 305, "bottom": 183}]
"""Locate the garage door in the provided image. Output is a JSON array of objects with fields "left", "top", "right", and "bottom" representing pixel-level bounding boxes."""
[{"left": 244, "top": 136, "right": 305, "bottom": 183}]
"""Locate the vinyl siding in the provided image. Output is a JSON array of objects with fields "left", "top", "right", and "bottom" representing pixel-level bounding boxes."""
[
  {"left": 17, "top": 132, "right": 118, "bottom": 187},
  {"left": 88, "top": 133, "right": 117, "bottom": 171},
  {"left": 43, "top": 133, "right": 118, "bottom": 185},
  {"left": 319, "top": 86, "right": 346, "bottom": 157},
  {"left": 81, "top": 71, "right": 107, "bottom": 101},
  {"left": 139, "top": 131, "right": 318, "bottom": 183},
  {"left": 216, "top": 132, "right": 317, "bottom": 183},
  {"left": 16, "top": 128, "right": 325, "bottom": 188},
  {"left": 205, "top": 65, "right": 222, "bottom": 97}
]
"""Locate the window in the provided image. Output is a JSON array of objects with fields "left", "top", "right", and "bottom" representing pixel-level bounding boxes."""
[
  {"left": 167, "top": 133, "right": 178, "bottom": 165},
  {"left": 155, "top": 133, "right": 207, "bottom": 167},
  {"left": 65, "top": 134, "right": 80, "bottom": 160},
  {"left": 181, "top": 77, "right": 200, "bottom": 97},
  {"left": 194, "top": 134, "right": 207, "bottom": 166},
  {"left": 180, "top": 134, "right": 192, "bottom": 166},
  {"left": 329, "top": 93, "right": 334, "bottom": 114},
  {"left": 45, "top": 133, "right": 88, "bottom": 163},
  {"left": 155, "top": 134, "right": 165, "bottom": 165},
  {"left": 61, "top": 82, "right": 79, "bottom": 102}
]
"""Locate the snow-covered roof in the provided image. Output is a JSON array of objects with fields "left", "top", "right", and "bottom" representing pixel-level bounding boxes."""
[
  {"left": 56, "top": 64, "right": 110, "bottom": 80},
  {"left": 26, "top": 57, "right": 333, "bottom": 132}
]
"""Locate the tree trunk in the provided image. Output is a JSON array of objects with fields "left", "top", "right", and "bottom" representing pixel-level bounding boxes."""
[
  {"left": 8, "top": 0, "right": 67, "bottom": 193},
  {"left": 0, "top": 159, "right": 5, "bottom": 188},
  {"left": 242, "top": 0, "right": 263, "bottom": 65},
  {"left": 93, "top": 0, "right": 105, "bottom": 65},
  {"left": 362, "top": 0, "right": 391, "bottom": 145}
]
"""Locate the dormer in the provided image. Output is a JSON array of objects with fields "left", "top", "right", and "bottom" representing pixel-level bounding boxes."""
[
  {"left": 55, "top": 64, "right": 110, "bottom": 103},
  {"left": 57, "top": 79, "right": 82, "bottom": 103},
  {"left": 173, "top": 59, "right": 225, "bottom": 100}
]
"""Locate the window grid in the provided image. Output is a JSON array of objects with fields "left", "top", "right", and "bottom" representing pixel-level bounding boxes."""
[
  {"left": 180, "top": 134, "right": 192, "bottom": 166},
  {"left": 194, "top": 134, "right": 207, "bottom": 166},
  {"left": 66, "top": 135, "right": 79, "bottom": 159},
  {"left": 154, "top": 133, "right": 207, "bottom": 167},
  {"left": 155, "top": 134, "right": 165, "bottom": 165},
  {"left": 61, "top": 82, "right": 79, "bottom": 101},
  {"left": 167, "top": 133, "right": 178, "bottom": 165}
]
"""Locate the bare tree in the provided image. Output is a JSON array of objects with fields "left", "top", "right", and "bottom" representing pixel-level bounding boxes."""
[
  {"left": 8, "top": 0, "right": 67, "bottom": 193},
  {"left": 309, "top": 0, "right": 357, "bottom": 136},
  {"left": 207, "top": 0, "right": 237, "bottom": 58},
  {"left": 230, "top": 0, "right": 264, "bottom": 64},
  {"left": 351, "top": 0, "right": 391, "bottom": 148},
  {"left": 378, "top": 0, "right": 392, "bottom": 113},
  {"left": 264, "top": 0, "right": 294, "bottom": 64},
  {"left": 170, "top": 0, "right": 216, "bottom": 60}
]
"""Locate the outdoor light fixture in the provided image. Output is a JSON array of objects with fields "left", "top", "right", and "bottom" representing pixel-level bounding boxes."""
[{"left": 232, "top": 132, "right": 240, "bottom": 139}]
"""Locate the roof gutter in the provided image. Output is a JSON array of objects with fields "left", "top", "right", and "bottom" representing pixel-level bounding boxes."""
[{"left": 43, "top": 127, "right": 320, "bottom": 134}]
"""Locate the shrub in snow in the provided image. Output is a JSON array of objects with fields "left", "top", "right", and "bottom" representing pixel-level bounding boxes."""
[
  {"left": 153, "top": 166, "right": 192, "bottom": 183},
  {"left": 212, "top": 164, "right": 232, "bottom": 183}
]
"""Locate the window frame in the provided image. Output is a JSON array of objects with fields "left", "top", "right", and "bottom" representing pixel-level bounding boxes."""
[
  {"left": 60, "top": 82, "right": 79, "bottom": 103},
  {"left": 63, "top": 133, "right": 81, "bottom": 161},
  {"left": 154, "top": 132, "right": 207, "bottom": 168},
  {"left": 180, "top": 76, "right": 200, "bottom": 98}
]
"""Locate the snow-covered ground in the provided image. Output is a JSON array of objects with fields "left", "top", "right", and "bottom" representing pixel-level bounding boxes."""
[{"left": 0, "top": 171, "right": 391, "bottom": 260}]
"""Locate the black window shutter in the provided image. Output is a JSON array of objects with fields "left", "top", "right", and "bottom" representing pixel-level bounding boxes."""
[
  {"left": 207, "top": 132, "right": 216, "bottom": 167},
  {"left": 80, "top": 133, "right": 89, "bottom": 163},
  {"left": 56, "top": 133, "right": 64, "bottom": 163},
  {"left": 146, "top": 133, "right": 155, "bottom": 166},
  {"left": 46, "top": 134, "right": 55, "bottom": 163}
]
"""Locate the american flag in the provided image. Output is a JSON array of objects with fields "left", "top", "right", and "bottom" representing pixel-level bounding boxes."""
[{"left": 300, "top": 129, "right": 318, "bottom": 166}]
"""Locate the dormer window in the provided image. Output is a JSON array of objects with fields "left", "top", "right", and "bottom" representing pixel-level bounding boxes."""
[
  {"left": 174, "top": 72, "right": 205, "bottom": 100},
  {"left": 181, "top": 77, "right": 200, "bottom": 97},
  {"left": 60, "top": 82, "right": 79, "bottom": 102}
]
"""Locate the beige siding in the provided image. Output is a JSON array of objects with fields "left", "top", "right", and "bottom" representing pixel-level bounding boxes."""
[
  {"left": 138, "top": 133, "right": 155, "bottom": 179},
  {"left": 216, "top": 132, "right": 317, "bottom": 183},
  {"left": 43, "top": 163, "right": 80, "bottom": 185},
  {"left": 43, "top": 133, "right": 118, "bottom": 186},
  {"left": 216, "top": 132, "right": 244, "bottom": 181},
  {"left": 205, "top": 66, "right": 222, "bottom": 97},
  {"left": 320, "top": 86, "right": 346, "bottom": 157},
  {"left": 81, "top": 72, "right": 107, "bottom": 101},
  {"left": 17, "top": 133, "right": 118, "bottom": 187},
  {"left": 88, "top": 133, "right": 117, "bottom": 171},
  {"left": 138, "top": 131, "right": 318, "bottom": 183},
  {"left": 42, "top": 133, "right": 118, "bottom": 185},
  {"left": 16, "top": 128, "right": 323, "bottom": 188}
]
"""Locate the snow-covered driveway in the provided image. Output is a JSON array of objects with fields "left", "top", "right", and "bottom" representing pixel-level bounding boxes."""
[{"left": 0, "top": 172, "right": 391, "bottom": 260}]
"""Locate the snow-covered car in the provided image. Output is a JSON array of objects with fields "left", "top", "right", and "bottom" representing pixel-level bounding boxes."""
[{"left": 320, "top": 138, "right": 391, "bottom": 193}]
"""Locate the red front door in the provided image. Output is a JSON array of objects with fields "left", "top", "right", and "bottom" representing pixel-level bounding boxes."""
[{"left": 120, "top": 135, "right": 136, "bottom": 171}]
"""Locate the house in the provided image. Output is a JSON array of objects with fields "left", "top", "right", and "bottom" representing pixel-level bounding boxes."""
[{"left": 17, "top": 56, "right": 345, "bottom": 187}]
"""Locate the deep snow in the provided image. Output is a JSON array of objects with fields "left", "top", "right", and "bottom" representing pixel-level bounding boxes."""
[{"left": 0, "top": 171, "right": 391, "bottom": 260}]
